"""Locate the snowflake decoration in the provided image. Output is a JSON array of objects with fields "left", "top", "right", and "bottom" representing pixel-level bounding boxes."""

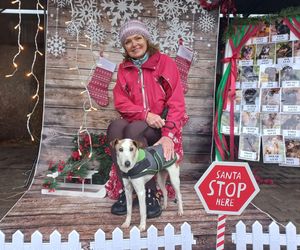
[
  {"left": 153, "top": 0, "right": 188, "bottom": 21},
  {"left": 185, "top": 0, "right": 206, "bottom": 14},
  {"left": 198, "top": 11, "right": 216, "bottom": 33},
  {"left": 85, "top": 20, "right": 106, "bottom": 45},
  {"left": 73, "top": 0, "right": 102, "bottom": 29},
  {"left": 47, "top": 32, "right": 66, "bottom": 57},
  {"left": 109, "top": 26, "right": 122, "bottom": 48},
  {"left": 101, "top": 0, "right": 143, "bottom": 27},
  {"left": 160, "top": 18, "right": 194, "bottom": 53},
  {"left": 143, "top": 18, "right": 159, "bottom": 44},
  {"left": 65, "top": 20, "right": 81, "bottom": 37},
  {"left": 51, "top": 0, "right": 70, "bottom": 8}
]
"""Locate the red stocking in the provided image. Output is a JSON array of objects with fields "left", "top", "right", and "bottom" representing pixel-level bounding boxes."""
[
  {"left": 175, "top": 45, "right": 193, "bottom": 94},
  {"left": 87, "top": 57, "right": 116, "bottom": 107}
]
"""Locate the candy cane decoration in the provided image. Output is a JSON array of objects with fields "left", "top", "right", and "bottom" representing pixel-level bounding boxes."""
[{"left": 216, "top": 214, "right": 227, "bottom": 250}]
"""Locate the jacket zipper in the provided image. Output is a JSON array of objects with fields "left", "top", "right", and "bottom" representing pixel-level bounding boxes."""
[{"left": 139, "top": 68, "right": 148, "bottom": 111}]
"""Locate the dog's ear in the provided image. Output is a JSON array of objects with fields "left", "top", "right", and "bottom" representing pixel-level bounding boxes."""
[
  {"left": 110, "top": 139, "right": 119, "bottom": 148},
  {"left": 132, "top": 140, "right": 144, "bottom": 149}
]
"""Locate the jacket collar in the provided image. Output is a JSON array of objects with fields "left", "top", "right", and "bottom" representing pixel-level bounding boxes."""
[{"left": 123, "top": 52, "right": 160, "bottom": 70}]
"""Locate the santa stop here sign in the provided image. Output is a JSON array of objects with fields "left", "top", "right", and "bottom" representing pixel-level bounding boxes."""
[{"left": 194, "top": 161, "right": 260, "bottom": 215}]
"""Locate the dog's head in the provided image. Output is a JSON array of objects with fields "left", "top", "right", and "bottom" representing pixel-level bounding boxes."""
[{"left": 111, "top": 138, "right": 142, "bottom": 173}]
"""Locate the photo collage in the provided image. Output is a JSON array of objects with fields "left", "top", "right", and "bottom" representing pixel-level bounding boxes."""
[{"left": 221, "top": 20, "right": 300, "bottom": 166}]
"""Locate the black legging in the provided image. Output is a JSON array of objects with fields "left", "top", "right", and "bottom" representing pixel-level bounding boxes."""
[{"left": 107, "top": 119, "right": 161, "bottom": 190}]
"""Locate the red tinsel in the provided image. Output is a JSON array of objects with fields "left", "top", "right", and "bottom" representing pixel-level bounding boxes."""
[{"left": 199, "top": 0, "right": 237, "bottom": 16}]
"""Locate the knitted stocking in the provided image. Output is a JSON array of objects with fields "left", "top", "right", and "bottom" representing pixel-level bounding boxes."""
[
  {"left": 87, "top": 57, "right": 116, "bottom": 107},
  {"left": 175, "top": 45, "right": 193, "bottom": 94}
]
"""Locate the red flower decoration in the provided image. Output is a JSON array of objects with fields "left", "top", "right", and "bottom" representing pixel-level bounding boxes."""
[
  {"left": 104, "top": 147, "right": 111, "bottom": 156},
  {"left": 71, "top": 151, "right": 81, "bottom": 161}
]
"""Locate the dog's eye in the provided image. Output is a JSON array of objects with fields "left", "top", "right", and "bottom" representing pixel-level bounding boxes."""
[
  {"left": 130, "top": 147, "right": 134, "bottom": 152},
  {"left": 119, "top": 148, "right": 123, "bottom": 152}
]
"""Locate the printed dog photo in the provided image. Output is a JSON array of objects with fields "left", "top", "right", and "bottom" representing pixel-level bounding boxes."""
[
  {"left": 255, "top": 23, "right": 271, "bottom": 38},
  {"left": 262, "top": 135, "right": 284, "bottom": 155},
  {"left": 281, "top": 88, "right": 300, "bottom": 106},
  {"left": 239, "top": 134, "right": 260, "bottom": 161},
  {"left": 261, "top": 88, "right": 281, "bottom": 106},
  {"left": 276, "top": 42, "right": 293, "bottom": 59},
  {"left": 270, "top": 20, "right": 290, "bottom": 36},
  {"left": 240, "top": 66, "right": 259, "bottom": 84},
  {"left": 240, "top": 45, "right": 256, "bottom": 61},
  {"left": 224, "top": 89, "right": 241, "bottom": 112},
  {"left": 280, "top": 65, "right": 300, "bottom": 83},
  {"left": 259, "top": 66, "right": 279, "bottom": 86},
  {"left": 111, "top": 138, "right": 183, "bottom": 231},
  {"left": 242, "top": 88, "right": 260, "bottom": 111},
  {"left": 241, "top": 111, "right": 260, "bottom": 128},
  {"left": 281, "top": 114, "right": 300, "bottom": 130},
  {"left": 294, "top": 40, "right": 300, "bottom": 57},
  {"left": 261, "top": 113, "right": 281, "bottom": 130},
  {"left": 221, "top": 111, "right": 240, "bottom": 135},
  {"left": 285, "top": 138, "right": 300, "bottom": 164},
  {"left": 256, "top": 43, "right": 275, "bottom": 60}
]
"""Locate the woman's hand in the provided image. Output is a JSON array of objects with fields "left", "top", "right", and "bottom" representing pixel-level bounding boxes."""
[
  {"left": 146, "top": 112, "right": 165, "bottom": 129},
  {"left": 154, "top": 136, "right": 174, "bottom": 161}
]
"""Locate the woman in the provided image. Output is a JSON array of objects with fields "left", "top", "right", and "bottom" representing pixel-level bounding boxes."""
[{"left": 107, "top": 19, "right": 187, "bottom": 218}]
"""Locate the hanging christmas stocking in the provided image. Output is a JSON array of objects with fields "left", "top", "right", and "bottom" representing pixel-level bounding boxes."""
[
  {"left": 87, "top": 57, "right": 116, "bottom": 107},
  {"left": 175, "top": 45, "right": 194, "bottom": 94}
]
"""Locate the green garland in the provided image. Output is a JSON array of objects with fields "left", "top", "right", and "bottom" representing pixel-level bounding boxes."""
[
  {"left": 223, "top": 7, "right": 300, "bottom": 42},
  {"left": 43, "top": 133, "right": 112, "bottom": 191}
]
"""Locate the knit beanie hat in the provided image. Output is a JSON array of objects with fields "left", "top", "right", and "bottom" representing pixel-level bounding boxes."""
[{"left": 119, "top": 19, "right": 151, "bottom": 46}]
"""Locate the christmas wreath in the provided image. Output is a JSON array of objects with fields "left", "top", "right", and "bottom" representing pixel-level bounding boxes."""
[{"left": 43, "top": 133, "right": 113, "bottom": 191}]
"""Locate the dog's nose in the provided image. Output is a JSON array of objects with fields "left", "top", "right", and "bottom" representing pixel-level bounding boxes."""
[{"left": 125, "top": 160, "right": 131, "bottom": 167}]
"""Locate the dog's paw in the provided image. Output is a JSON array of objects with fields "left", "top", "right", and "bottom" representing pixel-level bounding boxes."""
[
  {"left": 178, "top": 210, "right": 184, "bottom": 216},
  {"left": 139, "top": 224, "right": 146, "bottom": 232},
  {"left": 121, "top": 221, "right": 130, "bottom": 228}
]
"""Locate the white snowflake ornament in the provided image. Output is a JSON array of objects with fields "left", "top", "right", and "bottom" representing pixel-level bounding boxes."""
[
  {"left": 153, "top": 0, "right": 188, "bottom": 21},
  {"left": 185, "top": 0, "right": 206, "bottom": 14},
  {"left": 47, "top": 32, "right": 66, "bottom": 57},
  {"left": 51, "top": 0, "right": 70, "bottom": 8},
  {"left": 73, "top": 0, "right": 102, "bottom": 29},
  {"left": 198, "top": 11, "right": 216, "bottom": 33},
  {"left": 66, "top": 20, "right": 81, "bottom": 37},
  {"left": 143, "top": 18, "right": 159, "bottom": 44},
  {"left": 85, "top": 20, "right": 106, "bottom": 45},
  {"left": 101, "top": 0, "right": 143, "bottom": 26},
  {"left": 160, "top": 18, "right": 194, "bottom": 53}
]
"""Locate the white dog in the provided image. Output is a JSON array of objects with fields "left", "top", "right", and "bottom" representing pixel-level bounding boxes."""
[{"left": 111, "top": 138, "right": 183, "bottom": 231}]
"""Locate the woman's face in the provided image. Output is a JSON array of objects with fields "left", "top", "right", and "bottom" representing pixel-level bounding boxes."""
[{"left": 124, "top": 34, "right": 148, "bottom": 59}]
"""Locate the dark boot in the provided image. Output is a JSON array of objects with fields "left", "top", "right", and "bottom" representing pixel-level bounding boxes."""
[
  {"left": 146, "top": 188, "right": 162, "bottom": 218},
  {"left": 111, "top": 190, "right": 127, "bottom": 215}
]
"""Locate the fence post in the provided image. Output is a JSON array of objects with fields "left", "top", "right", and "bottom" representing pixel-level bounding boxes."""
[
  {"left": 50, "top": 230, "right": 61, "bottom": 250},
  {"left": 129, "top": 226, "right": 141, "bottom": 250},
  {"left": 94, "top": 229, "right": 106, "bottom": 250},
  {"left": 12, "top": 230, "right": 24, "bottom": 250},
  {"left": 31, "top": 231, "right": 43, "bottom": 250},
  {"left": 68, "top": 230, "right": 81, "bottom": 250},
  {"left": 147, "top": 225, "right": 158, "bottom": 250},
  {"left": 235, "top": 221, "right": 247, "bottom": 250},
  {"left": 112, "top": 227, "right": 124, "bottom": 250},
  {"left": 269, "top": 222, "right": 280, "bottom": 250},
  {"left": 181, "top": 222, "right": 195, "bottom": 250},
  {"left": 164, "top": 223, "right": 175, "bottom": 250},
  {"left": 286, "top": 222, "right": 297, "bottom": 250},
  {"left": 252, "top": 221, "right": 263, "bottom": 250}
]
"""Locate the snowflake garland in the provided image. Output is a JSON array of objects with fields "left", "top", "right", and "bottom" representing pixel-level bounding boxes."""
[
  {"left": 85, "top": 20, "right": 106, "bottom": 45},
  {"left": 101, "top": 0, "right": 143, "bottom": 27},
  {"left": 160, "top": 18, "right": 194, "bottom": 54},
  {"left": 73, "top": 0, "right": 102, "bottom": 29},
  {"left": 154, "top": 0, "right": 188, "bottom": 21},
  {"left": 198, "top": 11, "right": 216, "bottom": 33},
  {"left": 143, "top": 18, "right": 160, "bottom": 44},
  {"left": 47, "top": 32, "right": 66, "bottom": 57},
  {"left": 51, "top": 0, "right": 70, "bottom": 8},
  {"left": 185, "top": 0, "right": 206, "bottom": 14}
]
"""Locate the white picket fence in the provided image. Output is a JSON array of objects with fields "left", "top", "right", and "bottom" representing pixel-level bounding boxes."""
[
  {"left": 232, "top": 220, "right": 300, "bottom": 249},
  {"left": 0, "top": 222, "right": 195, "bottom": 250}
]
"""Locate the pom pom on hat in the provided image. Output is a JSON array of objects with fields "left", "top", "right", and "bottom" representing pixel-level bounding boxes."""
[{"left": 119, "top": 19, "right": 151, "bottom": 46}]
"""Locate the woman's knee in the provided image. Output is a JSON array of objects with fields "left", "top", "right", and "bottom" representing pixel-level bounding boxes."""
[
  {"left": 107, "top": 119, "right": 129, "bottom": 142},
  {"left": 124, "top": 120, "right": 148, "bottom": 139}
]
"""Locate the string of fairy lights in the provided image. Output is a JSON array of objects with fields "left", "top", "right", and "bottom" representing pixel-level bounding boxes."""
[
  {"left": 68, "top": 0, "right": 98, "bottom": 160},
  {"left": 5, "top": 0, "right": 44, "bottom": 142}
]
